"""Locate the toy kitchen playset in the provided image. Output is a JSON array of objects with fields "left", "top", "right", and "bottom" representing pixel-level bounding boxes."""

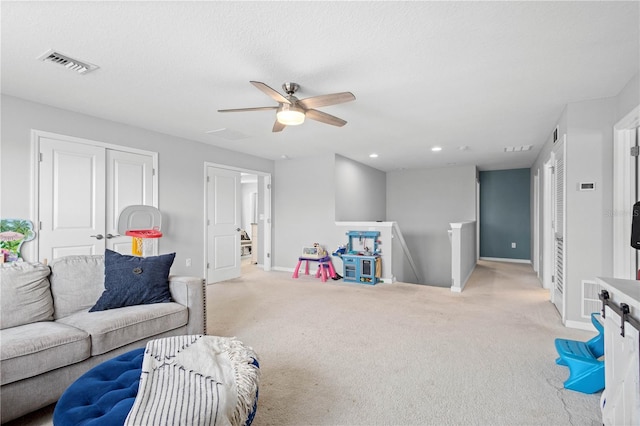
[{"left": 340, "top": 231, "right": 382, "bottom": 285}]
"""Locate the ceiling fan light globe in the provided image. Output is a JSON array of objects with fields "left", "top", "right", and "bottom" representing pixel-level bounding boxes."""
[{"left": 276, "top": 105, "right": 305, "bottom": 126}]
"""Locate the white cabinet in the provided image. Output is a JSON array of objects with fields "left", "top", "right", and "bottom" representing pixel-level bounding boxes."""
[{"left": 597, "top": 277, "right": 640, "bottom": 425}]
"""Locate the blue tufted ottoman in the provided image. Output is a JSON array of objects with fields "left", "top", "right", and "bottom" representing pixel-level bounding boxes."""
[{"left": 54, "top": 337, "right": 259, "bottom": 426}]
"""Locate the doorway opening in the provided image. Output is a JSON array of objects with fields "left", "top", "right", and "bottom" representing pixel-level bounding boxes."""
[
  {"left": 203, "top": 162, "right": 271, "bottom": 284},
  {"left": 613, "top": 105, "right": 640, "bottom": 279}
]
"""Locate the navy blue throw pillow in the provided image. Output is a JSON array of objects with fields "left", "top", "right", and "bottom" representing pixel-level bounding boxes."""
[{"left": 89, "top": 249, "right": 176, "bottom": 312}]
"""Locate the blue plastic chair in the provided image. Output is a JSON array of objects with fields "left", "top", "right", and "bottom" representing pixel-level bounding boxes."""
[
  {"left": 554, "top": 312, "right": 605, "bottom": 394},
  {"left": 555, "top": 312, "right": 604, "bottom": 366}
]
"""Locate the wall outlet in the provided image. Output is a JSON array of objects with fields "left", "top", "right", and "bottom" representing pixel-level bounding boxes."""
[
  {"left": 511, "top": 242, "right": 516, "bottom": 249},
  {"left": 186, "top": 258, "right": 192, "bottom": 267}
]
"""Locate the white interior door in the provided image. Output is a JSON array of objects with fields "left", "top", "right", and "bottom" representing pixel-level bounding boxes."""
[
  {"left": 37, "top": 132, "right": 156, "bottom": 262},
  {"left": 206, "top": 166, "right": 241, "bottom": 283},
  {"left": 106, "top": 150, "right": 154, "bottom": 254},
  {"left": 39, "top": 138, "right": 106, "bottom": 261}
]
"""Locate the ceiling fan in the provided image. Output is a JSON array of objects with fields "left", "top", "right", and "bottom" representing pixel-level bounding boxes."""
[{"left": 218, "top": 81, "right": 355, "bottom": 132}]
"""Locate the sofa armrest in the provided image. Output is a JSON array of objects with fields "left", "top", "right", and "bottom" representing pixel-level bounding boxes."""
[{"left": 169, "top": 276, "right": 206, "bottom": 335}]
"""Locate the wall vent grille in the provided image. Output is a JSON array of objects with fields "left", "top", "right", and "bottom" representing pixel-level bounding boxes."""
[
  {"left": 582, "top": 279, "right": 602, "bottom": 319},
  {"left": 37, "top": 50, "right": 99, "bottom": 74}
]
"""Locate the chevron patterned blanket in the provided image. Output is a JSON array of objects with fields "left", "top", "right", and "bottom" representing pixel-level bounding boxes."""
[{"left": 124, "top": 335, "right": 260, "bottom": 426}]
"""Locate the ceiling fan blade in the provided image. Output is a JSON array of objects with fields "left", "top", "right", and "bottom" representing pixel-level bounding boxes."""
[
  {"left": 298, "top": 92, "right": 355, "bottom": 109},
  {"left": 250, "top": 81, "right": 291, "bottom": 105},
  {"left": 218, "top": 106, "right": 279, "bottom": 113},
  {"left": 305, "top": 109, "right": 347, "bottom": 127},
  {"left": 272, "top": 119, "right": 286, "bottom": 132}
]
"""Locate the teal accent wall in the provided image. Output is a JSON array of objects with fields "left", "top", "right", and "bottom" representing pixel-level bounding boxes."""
[{"left": 479, "top": 169, "right": 530, "bottom": 260}]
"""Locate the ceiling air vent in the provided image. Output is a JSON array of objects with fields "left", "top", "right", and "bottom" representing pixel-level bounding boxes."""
[
  {"left": 205, "top": 128, "right": 250, "bottom": 141},
  {"left": 503, "top": 145, "right": 533, "bottom": 153},
  {"left": 37, "top": 49, "right": 99, "bottom": 74}
]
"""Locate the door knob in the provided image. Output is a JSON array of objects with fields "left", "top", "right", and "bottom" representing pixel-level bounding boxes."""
[
  {"left": 236, "top": 228, "right": 241, "bottom": 232},
  {"left": 90, "top": 234, "right": 104, "bottom": 240},
  {"left": 105, "top": 233, "right": 120, "bottom": 239}
]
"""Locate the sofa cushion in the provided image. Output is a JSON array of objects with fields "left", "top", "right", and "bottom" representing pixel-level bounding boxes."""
[
  {"left": 0, "top": 321, "right": 90, "bottom": 385},
  {"left": 0, "top": 262, "right": 54, "bottom": 329},
  {"left": 90, "top": 250, "right": 175, "bottom": 312},
  {"left": 49, "top": 255, "right": 105, "bottom": 319},
  {"left": 58, "top": 302, "right": 188, "bottom": 356}
]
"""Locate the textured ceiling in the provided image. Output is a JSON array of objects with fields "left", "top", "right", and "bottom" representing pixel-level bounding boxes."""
[{"left": 2, "top": 1, "right": 638, "bottom": 171}]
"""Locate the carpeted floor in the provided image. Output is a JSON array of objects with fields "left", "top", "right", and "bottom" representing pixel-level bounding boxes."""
[
  {"left": 7, "top": 260, "right": 602, "bottom": 425},
  {"left": 207, "top": 259, "right": 601, "bottom": 426}
]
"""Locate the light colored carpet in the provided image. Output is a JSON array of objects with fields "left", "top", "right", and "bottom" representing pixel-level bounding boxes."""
[
  {"left": 207, "top": 260, "right": 601, "bottom": 426},
  {"left": 7, "top": 260, "right": 601, "bottom": 425}
]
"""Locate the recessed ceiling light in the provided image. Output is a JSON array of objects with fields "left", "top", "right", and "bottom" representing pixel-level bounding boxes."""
[
  {"left": 458, "top": 146, "right": 469, "bottom": 151},
  {"left": 431, "top": 146, "right": 442, "bottom": 152},
  {"left": 369, "top": 153, "right": 378, "bottom": 158},
  {"left": 281, "top": 154, "right": 290, "bottom": 160}
]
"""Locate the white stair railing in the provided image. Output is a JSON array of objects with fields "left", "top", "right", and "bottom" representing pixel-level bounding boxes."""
[{"left": 392, "top": 222, "right": 423, "bottom": 283}]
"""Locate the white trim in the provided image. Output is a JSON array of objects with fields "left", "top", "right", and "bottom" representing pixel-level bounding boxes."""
[
  {"left": 30, "top": 129, "right": 158, "bottom": 261},
  {"left": 479, "top": 257, "right": 531, "bottom": 264},
  {"left": 543, "top": 157, "right": 554, "bottom": 291},
  {"left": 533, "top": 170, "right": 540, "bottom": 276},
  {"left": 451, "top": 264, "right": 476, "bottom": 292},
  {"left": 613, "top": 105, "right": 640, "bottom": 279},
  {"left": 564, "top": 319, "right": 593, "bottom": 331},
  {"left": 203, "top": 162, "right": 272, "bottom": 279},
  {"left": 262, "top": 174, "right": 272, "bottom": 272}
]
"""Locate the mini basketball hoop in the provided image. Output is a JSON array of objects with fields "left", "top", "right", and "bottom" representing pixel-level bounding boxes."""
[{"left": 126, "top": 228, "right": 162, "bottom": 256}]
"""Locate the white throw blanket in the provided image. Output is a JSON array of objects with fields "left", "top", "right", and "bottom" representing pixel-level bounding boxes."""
[{"left": 125, "top": 335, "right": 260, "bottom": 426}]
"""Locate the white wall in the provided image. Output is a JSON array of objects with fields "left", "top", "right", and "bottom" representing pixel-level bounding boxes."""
[
  {"left": 0, "top": 95, "right": 274, "bottom": 276},
  {"left": 387, "top": 165, "right": 477, "bottom": 287},
  {"left": 530, "top": 72, "right": 640, "bottom": 327},
  {"left": 334, "top": 154, "right": 386, "bottom": 221},
  {"left": 273, "top": 153, "right": 388, "bottom": 272},
  {"left": 273, "top": 154, "right": 337, "bottom": 269},
  {"left": 565, "top": 97, "right": 615, "bottom": 323}
]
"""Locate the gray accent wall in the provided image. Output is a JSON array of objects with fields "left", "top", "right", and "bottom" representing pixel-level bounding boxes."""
[
  {"left": 479, "top": 168, "right": 531, "bottom": 260},
  {"left": 386, "top": 165, "right": 477, "bottom": 287},
  {"left": 0, "top": 95, "right": 274, "bottom": 276}
]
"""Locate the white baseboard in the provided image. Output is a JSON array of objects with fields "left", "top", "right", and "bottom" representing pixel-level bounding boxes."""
[
  {"left": 480, "top": 257, "right": 532, "bottom": 264},
  {"left": 564, "top": 319, "right": 593, "bottom": 331}
]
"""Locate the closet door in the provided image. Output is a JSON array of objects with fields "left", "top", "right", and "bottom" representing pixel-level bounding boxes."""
[
  {"left": 106, "top": 150, "right": 154, "bottom": 254},
  {"left": 38, "top": 133, "right": 155, "bottom": 262},
  {"left": 206, "top": 166, "right": 241, "bottom": 283},
  {"left": 39, "top": 138, "right": 106, "bottom": 261}
]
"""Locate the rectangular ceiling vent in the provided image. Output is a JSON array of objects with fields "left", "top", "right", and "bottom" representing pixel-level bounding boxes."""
[
  {"left": 504, "top": 145, "right": 533, "bottom": 153},
  {"left": 37, "top": 49, "right": 99, "bottom": 74},
  {"left": 205, "top": 128, "right": 250, "bottom": 141}
]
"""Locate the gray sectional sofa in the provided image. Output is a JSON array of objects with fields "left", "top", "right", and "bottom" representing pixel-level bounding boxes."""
[{"left": 0, "top": 254, "right": 206, "bottom": 423}]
